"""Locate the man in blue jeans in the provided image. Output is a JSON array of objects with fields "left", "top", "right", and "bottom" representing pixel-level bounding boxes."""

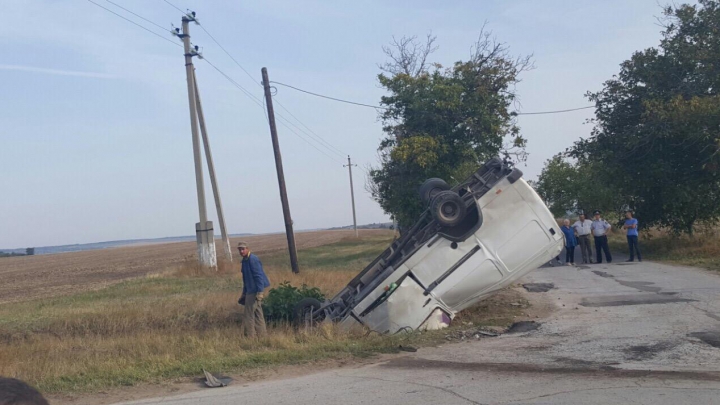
[
  {"left": 238, "top": 241, "right": 271, "bottom": 337},
  {"left": 623, "top": 210, "right": 642, "bottom": 262}
]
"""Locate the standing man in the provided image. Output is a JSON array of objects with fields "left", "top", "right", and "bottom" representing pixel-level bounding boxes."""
[
  {"left": 623, "top": 210, "right": 642, "bottom": 262},
  {"left": 591, "top": 210, "right": 612, "bottom": 263},
  {"left": 238, "top": 242, "right": 270, "bottom": 338},
  {"left": 572, "top": 213, "right": 594, "bottom": 264},
  {"left": 561, "top": 219, "right": 577, "bottom": 266}
]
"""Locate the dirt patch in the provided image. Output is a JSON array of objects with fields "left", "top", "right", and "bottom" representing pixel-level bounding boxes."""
[
  {"left": 624, "top": 341, "right": 677, "bottom": 361},
  {"left": 616, "top": 280, "right": 662, "bottom": 293},
  {"left": 689, "top": 332, "right": 720, "bottom": 348},
  {"left": 382, "top": 357, "right": 720, "bottom": 382},
  {"left": 506, "top": 321, "right": 540, "bottom": 334},
  {"left": 522, "top": 283, "right": 554, "bottom": 293},
  {"left": 592, "top": 270, "right": 615, "bottom": 278},
  {"left": 46, "top": 354, "right": 400, "bottom": 405},
  {"left": 580, "top": 294, "right": 695, "bottom": 307},
  {"left": 0, "top": 230, "right": 388, "bottom": 304}
]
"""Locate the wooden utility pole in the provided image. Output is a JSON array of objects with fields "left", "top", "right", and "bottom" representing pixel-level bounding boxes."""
[
  {"left": 193, "top": 70, "right": 232, "bottom": 263},
  {"left": 344, "top": 156, "right": 358, "bottom": 238},
  {"left": 180, "top": 15, "right": 216, "bottom": 269},
  {"left": 261, "top": 67, "right": 299, "bottom": 274}
]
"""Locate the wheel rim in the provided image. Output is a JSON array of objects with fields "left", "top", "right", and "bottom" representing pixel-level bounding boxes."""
[{"left": 439, "top": 201, "right": 459, "bottom": 221}]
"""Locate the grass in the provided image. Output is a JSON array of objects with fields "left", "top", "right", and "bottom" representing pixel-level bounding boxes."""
[
  {"left": 606, "top": 226, "right": 720, "bottom": 271},
  {"left": 0, "top": 233, "right": 524, "bottom": 395}
]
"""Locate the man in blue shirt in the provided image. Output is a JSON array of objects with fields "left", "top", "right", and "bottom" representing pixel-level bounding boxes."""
[
  {"left": 238, "top": 241, "right": 271, "bottom": 337},
  {"left": 623, "top": 210, "right": 642, "bottom": 262}
]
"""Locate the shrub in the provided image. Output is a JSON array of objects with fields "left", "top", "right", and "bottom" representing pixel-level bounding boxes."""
[{"left": 262, "top": 282, "right": 325, "bottom": 322}]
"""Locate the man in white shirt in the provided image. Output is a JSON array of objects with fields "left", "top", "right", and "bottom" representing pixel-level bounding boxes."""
[
  {"left": 591, "top": 210, "right": 612, "bottom": 263},
  {"left": 572, "top": 213, "right": 594, "bottom": 264}
]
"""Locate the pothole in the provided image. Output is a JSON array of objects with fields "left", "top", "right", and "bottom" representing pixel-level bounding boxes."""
[
  {"left": 506, "top": 321, "right": 540, "bottom": 334},
  {"left": 688, "top": 332, "right": 720, "bottom": 348},
  {"left": 522, "top": 283, "right": 554, "bottom": 293}
]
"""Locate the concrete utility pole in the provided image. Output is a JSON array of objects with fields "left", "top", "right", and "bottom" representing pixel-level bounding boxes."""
[
  {"left": 193, "top": 70, "right": 232, "bottom": 263},
  {"left": 180, "top": 16, "right": 216, "bottom": 269},
  {"left": 261, "top": 67, "right": 299, "bottom": 274},
  {"left": 344, "top": 156, "right": 359, "bottom": 238}
]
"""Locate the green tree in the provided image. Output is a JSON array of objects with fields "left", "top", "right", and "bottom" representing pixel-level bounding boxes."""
[
  {"left": 535, "top": 154, "right": 622, "bottom": 218},
  {"left": 368, "top": 32, "right": 532, "bottom": 227},
  {"left": 570, "top": 0, "right": 720, "bottom": 234}
]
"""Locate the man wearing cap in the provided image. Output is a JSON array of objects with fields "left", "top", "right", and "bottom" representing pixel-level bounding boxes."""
[
  {"left": 591, "top": 210, "right": 612, "bottom": 263},
  {"left": 623, "top": 210, "right": 642, "bottom": 262},
  {"left": 572, "top": 213, "right": 594, "bottom": 264},
  {"left": 237, "top": 242, "right": 270, "bottom": 338}
]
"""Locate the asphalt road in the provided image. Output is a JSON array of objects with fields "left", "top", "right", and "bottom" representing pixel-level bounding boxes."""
[{"left": 115, "top": 258, "right": 720, "bottom": 405}]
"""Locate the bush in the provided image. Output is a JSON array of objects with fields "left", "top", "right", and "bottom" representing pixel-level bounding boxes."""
[{"left": 262, "top": 282, "right": 325, "bottom": 323}]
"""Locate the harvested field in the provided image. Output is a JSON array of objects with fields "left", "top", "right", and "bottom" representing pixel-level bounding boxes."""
[{"left": 0, "top": 229, "right": 390, "bottom": 304}]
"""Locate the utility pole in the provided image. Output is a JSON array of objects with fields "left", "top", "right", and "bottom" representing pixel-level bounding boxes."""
[
  {"left": 344, "top": 156, "right": 358, "bottom": 238},
  {"left": 261, "top": 67, "right": 299, "bottom": 274},
  {"left": 193, "top": 70, "right": 232, "bottom": 263},
  {"left": 180, "top": 15, "right": 216, "bottom": 269}
]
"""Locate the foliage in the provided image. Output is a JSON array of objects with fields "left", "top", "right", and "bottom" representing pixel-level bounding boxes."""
[
  {"left": 368, "top": 31, "right": 532, "bottom": 227},
  {"left": 535, "top": 154, "right": 623, "bottom": 218},
  {"left": 261, "top": 281, "right": 325, "bottom": 323},
  {"left": 568, "top": 0, "right": 720, "bottom": 234}
]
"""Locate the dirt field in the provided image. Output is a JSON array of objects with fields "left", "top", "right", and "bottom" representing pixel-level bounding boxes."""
[{"left": 0, "top": 229, "right": 389, "bottom": 304}]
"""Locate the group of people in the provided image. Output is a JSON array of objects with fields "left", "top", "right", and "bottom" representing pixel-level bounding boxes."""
[{"left": 559, "top": 210, "right": 642, "bottom": 266}]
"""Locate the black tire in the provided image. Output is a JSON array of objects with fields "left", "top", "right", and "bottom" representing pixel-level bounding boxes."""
[
  {"left": 419, "top": 178, "right": 450, "bottom": 205},
  {"left": 507, "top": 168, "right": 523, "bottom": 184},
  {"left": 430, "top": 190, "right": 467, "bottom": 227},
  {"left": 293, "top": 298, "right": 324, "bottom": 327}
]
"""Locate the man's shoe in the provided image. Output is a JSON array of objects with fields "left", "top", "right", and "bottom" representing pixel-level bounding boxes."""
[{"left": 626, "top": 259, "right": 634, "bottom": 262}]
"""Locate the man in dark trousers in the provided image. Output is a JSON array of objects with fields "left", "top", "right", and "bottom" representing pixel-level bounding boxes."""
[
  {"left": 238, "top": 241, "right": 270, "bottom": 338},
  {"left": 623, "top": 210, "right": 642, "bottom": 262},
  {"left": 591, "top": 210, "right": 612, "bottom": 263},
  {"left": 572, "top": 212, "right": 594, "bottom": 264}
]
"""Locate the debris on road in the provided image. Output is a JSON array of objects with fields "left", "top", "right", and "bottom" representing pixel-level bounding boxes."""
[
  {"left": 444, "top": 326, "right": 506, "bottom": 341},
  {"left": 522, "top": 283, "right": 555, "bottom": 293},
  {"left": 202, "top": 369, "right": 227, "bottom": 388}
]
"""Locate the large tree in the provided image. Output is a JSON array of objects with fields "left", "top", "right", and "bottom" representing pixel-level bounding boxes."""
[
  {"left": 534, "top": 154, "right": 623, "bottom": 218},
  {"left": 567, "top": 0, "right": 720, "bottom": 234},
  {"left": 368, "top": 32, "right": 532, "bottom": 227}
]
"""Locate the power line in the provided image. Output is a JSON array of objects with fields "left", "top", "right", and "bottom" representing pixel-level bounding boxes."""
[
  {"left": 85, "top": 0, "right": 346, "bottom": 163},
  {"left": 197, "top": 24, "right": 259, "bottom": 87},
  {"left": 85, "top": 0, "right": 181, "bottom": 48},
  {"left": 190, "top": 17, "right": 347, "bottom": 158},
  {"left": 105, "top": 0, "right": 169, "bottom": 32},
  {"left": 201, "top": 59, "right": 344, "bottom": 164},
  {"left": 516, "top": 106, "right": 595, "bottom": 115},
  {"left": 271, "top": 81, "right": 597, "bottom": 115},
  {"left": 273, "top": 101, "right": 347, "bottom": 157},
  {"left": 162, "top": 0, "right": 186, "bottom": 14},
  {"left": 202, "top": 57, "right": 263, "bottom": 105},
  {"left": 272, "top": 81, "right": 389, "bottom": 110}
]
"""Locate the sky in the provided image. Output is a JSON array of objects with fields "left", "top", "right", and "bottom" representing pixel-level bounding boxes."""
[{"left": 0, "top": 0, "right": 682, "bottom": 248}]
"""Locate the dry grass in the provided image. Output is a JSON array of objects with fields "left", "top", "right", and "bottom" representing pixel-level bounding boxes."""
[
  {"left": 0, "top": 230, "right": 383, "bottom": 304},
  {"left": 608, "top": 226, "right": 720, "bottom": 271},
  {"left": 0, "top": 231, "right": 525, "bottom": 394}
]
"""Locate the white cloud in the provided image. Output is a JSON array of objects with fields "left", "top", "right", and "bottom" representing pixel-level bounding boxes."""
[{"left": 0, "top": 64, "right": 116, "bottom": 79}]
